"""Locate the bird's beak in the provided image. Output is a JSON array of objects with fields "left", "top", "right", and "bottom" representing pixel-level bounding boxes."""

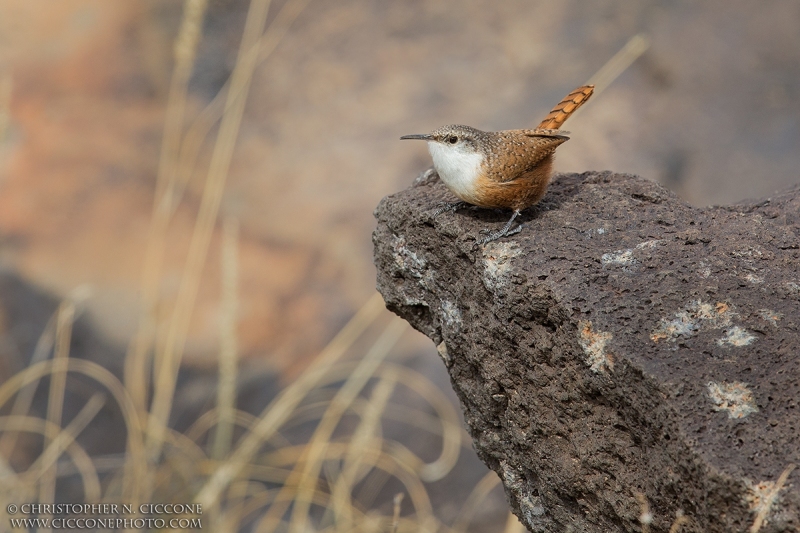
[{"left": 400, "top": 134, "right": 432, "bottom": 141}]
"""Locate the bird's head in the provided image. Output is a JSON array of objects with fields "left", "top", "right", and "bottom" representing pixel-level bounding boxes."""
[{"left": 400, "top": 124, "right": 483, "bottom": 155}]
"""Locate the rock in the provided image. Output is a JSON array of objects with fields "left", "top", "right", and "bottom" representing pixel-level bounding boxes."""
[{"left": 373, "top": 171, "right": 800, "bottom": 533}]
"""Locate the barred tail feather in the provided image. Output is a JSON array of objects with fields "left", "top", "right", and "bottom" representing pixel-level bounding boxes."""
[{"left": 536, "top": 85, "right": 594, "bottom": 130}]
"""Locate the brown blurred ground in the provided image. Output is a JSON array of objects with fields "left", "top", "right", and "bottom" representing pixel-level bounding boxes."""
[{"left": 0, "top": 0, "right": 798, "bottom": 371}]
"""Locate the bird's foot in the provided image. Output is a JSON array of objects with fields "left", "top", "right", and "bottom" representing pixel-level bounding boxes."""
[
  {"left": 477, "top": 224, "right": 523, "bottom": 245},
  {"left": 476, "top": 210, "right": 523, "bottom": 245},
  {"left": 431, "top": 201, "right": 469, "bottom": 219}
]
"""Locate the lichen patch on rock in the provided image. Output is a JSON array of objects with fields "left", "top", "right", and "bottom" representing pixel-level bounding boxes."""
[
  {"left": 707, "top": 381, "right": 758, "bottom": 419},
  {"left": 636, "top": 239, "right": 665, "bottom": 249},
  {"left": 744, "top": 273, "right": 765, "bottom": 284},
  {"left": 440, "top": 300, "right": 462, "bottom": 330},
  {"left": 578, "top": 320, "right": 614, "bottom": 374},
  {"left": 716, "top": 326, "right": 756, "bottom": 347},
  {"left": 757, "top": 309, "right": 783, "bottom": 326},
  {"left": 390, "top": 234, "right": 427, "bottom": 277},
  {"left": 601, "top": 240, "right": 665, "bottom": 272},
  {"left": 481, "top": 241, "right": 522, "bottom": 292},
  {"left": 601, "top": 249, "right": 636, "bottom": 268},
  {"left": 651, "top": 300, "right": 735, "bottom": 342},
  {"left": 783, "top": 281, "right": 800, "bottom": 295}
]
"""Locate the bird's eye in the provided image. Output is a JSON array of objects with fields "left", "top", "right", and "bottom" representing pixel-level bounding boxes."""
[{"left": 448, "top": 136, "right": 458, "bottom": 144}]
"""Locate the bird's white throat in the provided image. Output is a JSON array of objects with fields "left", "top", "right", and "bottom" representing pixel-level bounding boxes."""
[{"left": 427, "top": 142, "right": 484, "bottom": 203}]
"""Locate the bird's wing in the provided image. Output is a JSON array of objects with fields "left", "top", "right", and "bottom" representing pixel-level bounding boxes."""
[
  {"left": 489, "top": 133, "right": 569, "bottom": 183},
  {"left": 520, "top": 130, "right": 569, "bottom": 171},
  {"left": 519, "top": 128, "right": 570, "bottom": 139}
]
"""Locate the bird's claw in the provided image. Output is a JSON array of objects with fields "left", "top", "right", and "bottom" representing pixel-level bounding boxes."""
[
  {"left": 431, "top": 201, "right": 467, "bottom": 219},
  {"left": 507, "top": 224, "right": 523, "bottom": 236},
  {"left": 476, "top": 223, "right": 523, "bottom": 246}
]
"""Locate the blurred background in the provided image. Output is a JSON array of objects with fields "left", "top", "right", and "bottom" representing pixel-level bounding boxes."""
[{"left": 0, "top": 0, "right": 798, "bottom": 531}]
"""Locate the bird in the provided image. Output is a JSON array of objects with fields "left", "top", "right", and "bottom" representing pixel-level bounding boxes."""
[{"left": 400, "top": 85, "right": 594, "bottom": 244}]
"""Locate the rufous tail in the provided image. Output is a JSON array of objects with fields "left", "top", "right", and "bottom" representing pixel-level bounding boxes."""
[{"left": 536, "top": 85, "right": 594, "bottom": 130}]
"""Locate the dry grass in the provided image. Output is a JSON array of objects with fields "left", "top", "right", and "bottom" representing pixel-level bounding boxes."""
[
  {"left": 0, "top": 1, "right": 511, "bottom": 531},
  {"left": 0, "top": 290, "right": 511, "bottom": 531}
]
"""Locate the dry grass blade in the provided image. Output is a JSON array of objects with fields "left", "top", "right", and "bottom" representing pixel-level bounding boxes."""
[
  {"left": 146, "top": 0, "right": 275, "bottom": 465},
  {"left": 185, "top": 408, "right": 259, "bottom": 445},
  {"left": 158, "top": 0, "right": 208, "bottom": 201},
  {"left": 587, "top": 33, "right": 650, "bottom": 96},
  {"left": 147, "top": 426, "right": 213, "bottom": 503},
  {"left": 23, "top": 393, "right": 106, "bottom": 488},
  {"left": 326, "top": 371, "right": 397, "bottom": 530},
  {"left": 39, "top": 301, "right": 74, "bottom": 522},
  {"left": 171, "top": 0, "right": 311, "bottom": 214},
  {"left": 377, "top": 365, "right": 462, "bottom": 483},
  {"left": 128, "top": 0, "right": 312, "bottom": 455},
  {"left": 0, "top": 416, "right": 101, "bottom": 505},
  {"left": 212, "top": 216, "right": 240, "bottom": 460},
  {"left": 210, "top": 481, "right": 272, "bottom": 532},
  {"left": 126, "top": 0, "right": 209, "bottom": 417},
  {"left": 257, "top": 319, "right": 406, "bottom": 533},
  {"left": 0, "top": 358, "right": 146, "bottom": 503},
  {"left": 247, "top": 443, "right": 434, "bottom": 533},
  {"left": 256, "top": 0, "right": 311, "bottom": 62},
  {"left": 750, "top": 463, "right": 796, "bottom": 533},
  {"left": 391, "top": 493, "right": 404, "bottom": 533},
  {"left": 194, "top": 292, "right": 384, "bottom": 509},
  {"left": 452, "top": 471, "right": 502, "bottom": 533},
  {"left": 0, "top": 313, "right": 56, "bottom": 478}
]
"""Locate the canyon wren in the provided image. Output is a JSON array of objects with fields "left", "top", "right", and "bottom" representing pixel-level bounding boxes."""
[{"left": 401, "top": 85, "right": 594, "bottom": 244}]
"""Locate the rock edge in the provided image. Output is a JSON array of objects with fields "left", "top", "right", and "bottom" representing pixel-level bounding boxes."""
[{"left": 373, "top": 171, "right": 800, "bottom": 532}]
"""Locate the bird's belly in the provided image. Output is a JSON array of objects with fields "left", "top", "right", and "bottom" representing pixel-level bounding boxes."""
[{"left": 428, "top": 143, "right": 484, "bottom": 204}]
